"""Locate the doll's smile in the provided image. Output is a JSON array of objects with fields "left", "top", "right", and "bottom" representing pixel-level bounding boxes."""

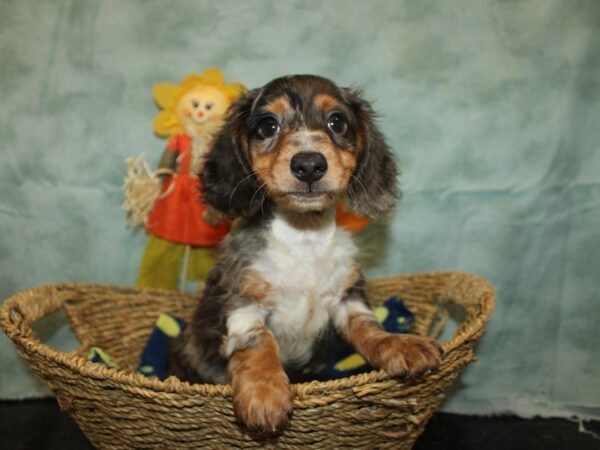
[{"left": 189, "top": 111, "right": 210, "bottom": 125}]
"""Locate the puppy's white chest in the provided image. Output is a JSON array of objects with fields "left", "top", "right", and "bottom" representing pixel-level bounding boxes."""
[{"left": 253, "top": 214, "right": 358, "bottom": 366}]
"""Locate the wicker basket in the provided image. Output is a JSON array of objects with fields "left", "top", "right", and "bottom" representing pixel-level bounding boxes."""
[{"left": 0, "top": 272, "right": 494, "bottom": 449}]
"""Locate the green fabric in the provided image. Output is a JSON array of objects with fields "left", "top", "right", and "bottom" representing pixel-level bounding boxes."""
[
  {"left": 137, "top": 235, "right": 216, "bottom": 290},
  {"left": 0, "top": 0, "right": 599, "bottom": 421}
]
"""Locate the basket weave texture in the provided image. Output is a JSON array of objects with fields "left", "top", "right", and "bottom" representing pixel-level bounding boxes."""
[{"left": 0, "top": 272, "right": 494, "bottom": 449}]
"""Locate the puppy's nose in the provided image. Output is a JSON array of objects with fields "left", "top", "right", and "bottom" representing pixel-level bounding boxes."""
[{"left": 290, "top": 152, "right": 328, "bottom": 184}]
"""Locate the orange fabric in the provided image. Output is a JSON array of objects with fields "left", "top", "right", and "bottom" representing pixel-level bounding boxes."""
[
  {"left": 145, "top": 134, "right": 229, "bottom": 246},
  {"left": 335, "top": 202, "right": 369, "bottom": 232}
]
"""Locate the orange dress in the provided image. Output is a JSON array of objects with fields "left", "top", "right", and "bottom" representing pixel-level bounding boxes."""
[{"left": 145, "top": 134, "right": 229, "bottom": 246}]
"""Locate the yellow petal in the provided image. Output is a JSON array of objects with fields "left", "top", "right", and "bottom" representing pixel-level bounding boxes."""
[
  {"left": 153, "top": 111, "right": 180, "bottom": 137},
  {"left": 200, "top": 67, "right": 225, "bottom": 85},
  {"left": 222, "top": 82, "right": 247, "bottom": 102},
  {"left": 152, "top": 83, "right": 179, "bottom": 109}
]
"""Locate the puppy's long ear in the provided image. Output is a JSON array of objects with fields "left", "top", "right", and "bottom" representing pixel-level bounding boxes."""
[
  {"left": 201, "top": 89, "right": 268, "bottom": 218},
  {"left": 344, "top": 88, "right": 399, "bottom": 219}
]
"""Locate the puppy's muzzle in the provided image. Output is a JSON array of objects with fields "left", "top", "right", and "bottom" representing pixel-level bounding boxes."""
[{"left": 290, "top": 152, "right": 328, "bottom": 184}]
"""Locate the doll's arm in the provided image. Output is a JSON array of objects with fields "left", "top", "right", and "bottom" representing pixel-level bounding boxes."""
[{"left": 156, "top": 149, "right": 178, "bottom": 180}]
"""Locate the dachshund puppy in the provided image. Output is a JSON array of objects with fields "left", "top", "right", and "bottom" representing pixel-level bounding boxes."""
[{"left": 168, "top": 75, "right": 442, "bottom": 433}]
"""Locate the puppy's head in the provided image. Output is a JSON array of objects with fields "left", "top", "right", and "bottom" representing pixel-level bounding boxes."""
[{"left": 202, "top": 75, "right": 398, "bottom": 219}]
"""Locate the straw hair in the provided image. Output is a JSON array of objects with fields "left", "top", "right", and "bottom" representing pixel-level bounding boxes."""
[
  {"left": 122, "top": 154, "right": 175, "bottom": 228},
  {"left": 0, "top": 272, "right": 494, "bottom": 449}
]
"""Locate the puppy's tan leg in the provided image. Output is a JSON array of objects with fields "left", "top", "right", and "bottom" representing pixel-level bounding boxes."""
[
  {"left": 337, "top": 301, "right": 442, "bottom": 378},
  {"left": 229, "top": 327, "right": 293, "bottom": 434}
]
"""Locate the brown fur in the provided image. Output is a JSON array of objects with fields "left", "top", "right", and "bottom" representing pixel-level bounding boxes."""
[
  {"left": 313, "top": 93, "right": 339, "bottom": 111},
  {"left": 343, "top": 263, "right": 362, "bottom": 292},
  {"left": 229, "top": 327, "right": 293, "bottom": 434},
  {"left": 343, "top": 313, "right": 442, "bottom": 378},
  {"left": 265, "top": 95, "right": 292, "bottom": 117},
  {"left": 240, "top": 270, "right": 272, "bottom": 303}
]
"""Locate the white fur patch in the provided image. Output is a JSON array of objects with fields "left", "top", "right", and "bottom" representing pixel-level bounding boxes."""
[
  {"left": 223, "top": 304, "right": 267, "bottom": 358},
  {"left": 247, "top": 211, "right": 359, "bottom": 367},
  {"left": 332, "top": 299, "right": 374, "bottom": 332}
]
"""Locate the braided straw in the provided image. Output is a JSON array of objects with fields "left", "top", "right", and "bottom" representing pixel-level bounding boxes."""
[
  {"left": 0, "top": 272, "right": 494, "bottom": 449},
  {"left": 122, "top": 154, "right": 174, "bottom": 229}
]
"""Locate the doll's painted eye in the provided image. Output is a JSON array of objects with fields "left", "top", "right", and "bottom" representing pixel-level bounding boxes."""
[
  {"left": 205, "top": 102, "right": 214, "bottom": 111},
  {"left": 191, "top": 100, "right": 200, "bottom": 109},
  {"left": 327, "top": 112, "right": 348, "bottom": 134},
  {"left": 257, "top": 116, "right": 280, "bottom": 139}
]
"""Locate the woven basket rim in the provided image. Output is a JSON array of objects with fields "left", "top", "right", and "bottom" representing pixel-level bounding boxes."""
[{"left": 0, "top": 271, "right": 495, "bottom": 399}]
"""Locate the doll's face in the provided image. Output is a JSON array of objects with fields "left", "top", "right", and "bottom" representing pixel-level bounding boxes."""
[{"left": 176, "top": 86, "right": 230, "bottom": 136}]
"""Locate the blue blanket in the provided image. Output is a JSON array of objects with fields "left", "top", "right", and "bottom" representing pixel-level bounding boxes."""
[{"left": 89, "top": 296, "right": 414, "bottom": 382}]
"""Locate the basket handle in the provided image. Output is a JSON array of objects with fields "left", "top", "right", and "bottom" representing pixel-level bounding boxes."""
[
  {"left": 437, "top": 272, "right": 495, "bottom": 354},
  {"left": 0, "top": 285, "right": 66, "bottom": 338}
]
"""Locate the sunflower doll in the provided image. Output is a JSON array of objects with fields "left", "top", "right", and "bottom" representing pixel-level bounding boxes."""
[{"left": 123, "top": 68, "right": 246, "bottom": 291}]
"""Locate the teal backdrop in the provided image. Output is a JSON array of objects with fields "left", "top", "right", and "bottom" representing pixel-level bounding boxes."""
[{"left": 1, "top": 0, "right": 599, "bottom": 421}]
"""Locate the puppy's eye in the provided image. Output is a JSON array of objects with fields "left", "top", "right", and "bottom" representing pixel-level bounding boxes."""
[
  {"left": 327, "top": 112, "right": 348, "bottom": 134},
  {"left": 257, "top": 117, "right": 280, "bottom": 139}
]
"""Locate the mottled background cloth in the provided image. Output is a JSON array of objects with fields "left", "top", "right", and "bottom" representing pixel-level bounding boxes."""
[{"left": 1, "top": 0, "right": 598, "bottom": 420}]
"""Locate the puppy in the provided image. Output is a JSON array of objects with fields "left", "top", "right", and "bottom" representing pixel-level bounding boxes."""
[{"left": 168, "top": 75, "right": 442, "bottom": 433}]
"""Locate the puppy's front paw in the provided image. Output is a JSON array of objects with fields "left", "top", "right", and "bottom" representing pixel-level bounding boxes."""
[
  {"left": 369, "top": 334, "right": 442, "bottom": 378},
  {"left": 232, "top": 371, "right": 293, "bottom": 435}
]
